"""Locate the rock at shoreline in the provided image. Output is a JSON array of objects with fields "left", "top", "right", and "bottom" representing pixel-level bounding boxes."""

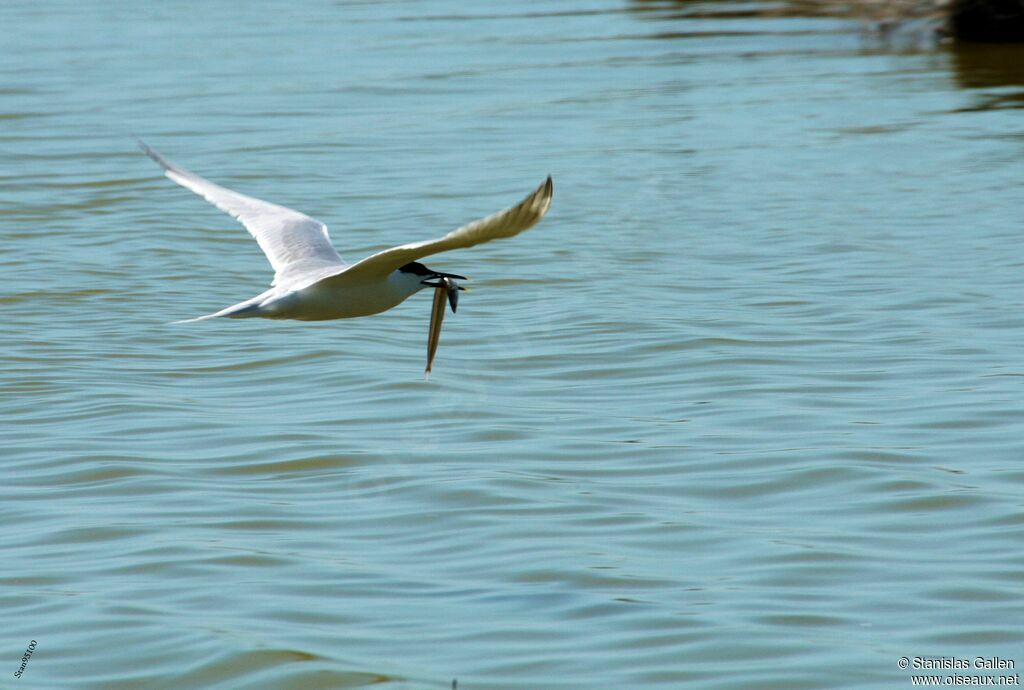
[{"left": 950, "top": 0, "right": 1024, "bottom": 41}]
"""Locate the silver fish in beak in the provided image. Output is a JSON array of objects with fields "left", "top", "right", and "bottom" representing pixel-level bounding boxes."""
[{"left": 425, "top": 275, "right": 464, "bottom": 376}]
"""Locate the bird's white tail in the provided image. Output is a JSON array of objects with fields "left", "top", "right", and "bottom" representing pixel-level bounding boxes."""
[
  {"left": 171, "top": 311, "right": 223, "bottom": 325},
  {"left": 170, "top": 293, "right": 270, "bottom": 324}
]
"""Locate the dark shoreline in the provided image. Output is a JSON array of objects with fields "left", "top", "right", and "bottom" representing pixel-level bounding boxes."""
[{"left": 634, "top": 0, "right": 1024, "bottom": 43}]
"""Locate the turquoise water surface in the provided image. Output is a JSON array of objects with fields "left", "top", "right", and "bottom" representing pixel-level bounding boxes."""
[{"left": 3, "top": 2, "right": 1024, "bottom": 688}]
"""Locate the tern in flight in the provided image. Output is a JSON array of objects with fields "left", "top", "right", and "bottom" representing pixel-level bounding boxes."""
[{"left": 139, "top": 142, "right": 553, "bottom": 370}]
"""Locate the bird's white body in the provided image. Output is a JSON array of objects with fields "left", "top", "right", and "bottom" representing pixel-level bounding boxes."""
[
  {"left": 210, "top": 270, "right": 426, "bottom": 321},
  {"left": 137, "top": 141, "right": 553, "bottom": 325}
]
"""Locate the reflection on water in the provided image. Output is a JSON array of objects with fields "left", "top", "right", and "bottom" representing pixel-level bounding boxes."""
[
  {"left": 951, "top": 42, "right": 1024, "bottom": 86},
  {"left": 950, "top": 43, "right": 1024, "bottom": 110},
  {"left": 2, "top": 1, "right": 1024, "bottom": 689}
]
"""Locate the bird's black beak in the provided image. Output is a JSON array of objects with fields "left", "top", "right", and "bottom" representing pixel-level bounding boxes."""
[
  {"left": 434, "top": 270, "right": 466, "bottom": 281},
  {"left": 420, "top": 274, "right": 466, "bottom": 313}
]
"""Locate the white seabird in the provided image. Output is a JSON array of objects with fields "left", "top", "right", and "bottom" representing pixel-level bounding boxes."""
[{"left": 138, "top": 142, "right": 553, "bottom": 327}]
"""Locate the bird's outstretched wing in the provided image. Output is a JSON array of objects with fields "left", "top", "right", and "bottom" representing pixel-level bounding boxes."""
[
  {"left": 323, "top": 176, "right": 553, "bottom": 286},
  {"left": 138, "top": 141, "right": 347, "bottom": 288}
]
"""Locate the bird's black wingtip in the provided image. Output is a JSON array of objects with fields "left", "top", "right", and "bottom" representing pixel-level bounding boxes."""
[
  {"left": 133, "top": 136, "right": 170, "bottom": 170},
  {"left": 132, "top": 135, "right": 150, "bottom": 155}
]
